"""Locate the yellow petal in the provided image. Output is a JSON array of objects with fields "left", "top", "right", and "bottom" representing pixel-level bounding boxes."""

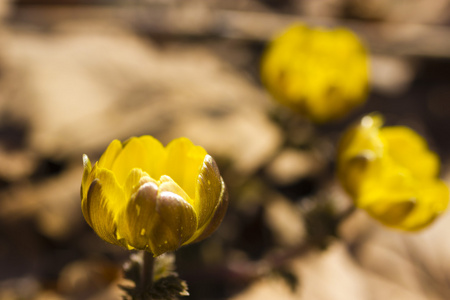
[
  {"left": 111, "top": 137, "right": 149, "bottom": 185},
  {"left": 117, "top": 180, "right": 159, "bottom": 251},
  {"left": 357, "top": 173, "right": 417, "bottom": 228},
  {"left": 115, "top": 168, "right": 157, "bottom": 247},
  {"left": 186, "top": 155, "right": 228, "bottom": 244},
  {"left": 337, "top": 114, "right": 385, "bottom": 195},
  {"left": 91, "top": 167, "right": 128, "bottom": 225},
  {"left": 338, "top": 150, "right": 376, "bottom": 197},
  {"left": 159, "top": 175, "right": 192, "bottom": 206},
  {"left": 354, "top": 158, "right": 449, "bottom": 231},
  {"left": 397, "top": 180, "right": 449, "bottom": 231},
  {"left": 338, "top": 114, "right": 384, "bottom": 164},
  {"left": 139, "top": 135, "right": 166, "bottom": 179},
  {"left": 365, "top": 199, "right": 416, "bottom": 227},
  {"left": 189, "top": 178, "right": 228, "bottom": 244},
  {"left": 194, "top": 155, "right": 224, "bottom": 227},
  {"left": 83, "top": 178, "right": 124, "bottom": 247},
  {"left": 81, "top": 162, "right": 98, "bottom": 228},
  {"left": 81, "top": 154, "right": 92, "bottom": 201},
  {"left": 380, "top": 126, "right": 440, "bottom": 180},
  {"left": 123, "top": 168, "right": 155, "bottom": 198},
  {"left": 151, "top": 186, "right": 197, "bottom": 256},
  {"left": 356, "top": 161, "right": 415, "bottom": 209},
  {"left": 164, "top": 138, "right": 207, "bottom": 199},
  {"left": 98, "top": 139, "right": 123, "bottom": 169},
  {"left": 149, "top": 192, "right": 197, "bottom": 256}
]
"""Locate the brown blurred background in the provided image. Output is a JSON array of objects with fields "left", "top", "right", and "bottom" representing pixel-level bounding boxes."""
[{"left": 1, "top": 0, "right": 450, "bottom": 299}]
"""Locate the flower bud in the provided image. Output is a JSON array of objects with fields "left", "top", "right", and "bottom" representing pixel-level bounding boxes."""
[{"left": 81, "top": 136, "right": 228, "bottom": 256}]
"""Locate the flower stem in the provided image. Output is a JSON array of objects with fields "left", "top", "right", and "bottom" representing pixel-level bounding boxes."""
[
  {"left": 141, "top": 251, "right": 155, "bottom": 295},
  {"left": 336, "top": 205, "right": 356, "bottom": 224}
]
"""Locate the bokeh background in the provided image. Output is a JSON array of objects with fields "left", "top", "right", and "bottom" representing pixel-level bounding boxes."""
[{"left": 1, "top": 0, "right": 450, "bottom": 299}]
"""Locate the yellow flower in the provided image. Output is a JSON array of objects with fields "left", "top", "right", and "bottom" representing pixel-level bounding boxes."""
[
  {"left": 81, "top": 136, "right": 228, "bottom": 256},
  {"left": 337, "top": 114, "right": 449, "bottom": 231},
  {"left": 261, "top": 24, "right": 369, "bottom": 123}
]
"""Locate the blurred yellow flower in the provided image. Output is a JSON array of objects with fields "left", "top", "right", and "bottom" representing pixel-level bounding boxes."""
[
  {"left": 261, "top": 24, "right": 369, "bottom": 123},
  {"left": 81, "top": 136, "right": 228, "bottom": 257},
  {"left": 337, "top": 114, "right": 449, "bottom": 231}
]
